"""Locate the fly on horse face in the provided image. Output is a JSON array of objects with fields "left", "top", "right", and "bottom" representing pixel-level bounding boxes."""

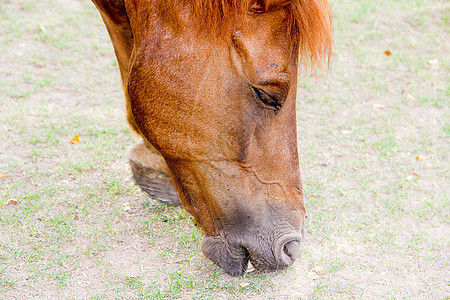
[{"left": 92, "top": 0, "right": 332, "bottom": 276}]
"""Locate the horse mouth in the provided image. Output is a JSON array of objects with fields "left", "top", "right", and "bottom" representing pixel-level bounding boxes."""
[
  {"left": 202, "top": 233, "right": 301, "bottom": 276},
  {"left": 201, "top": 236, "right": 249, "bottom": 276}
]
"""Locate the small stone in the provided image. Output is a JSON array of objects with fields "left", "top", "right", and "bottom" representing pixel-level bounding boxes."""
[
  {"left": 372, "top": 104, "right": 385, "bottom": 110},
  {"left": 406, "top": 94, "right": 415, "bottom": 101},
  {"left": 122, "top": 202, "right": 131, "bottom": 212},
  {"left": 341, "top": 129, "right": 353, "bottom": 134},
  {"left": 312, "top": 265, "right": 325, "bottom": 274}
]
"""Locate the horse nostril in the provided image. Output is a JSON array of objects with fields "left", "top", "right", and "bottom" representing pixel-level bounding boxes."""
[
  {"left": 275, "top": 235, "right": 302, "bottom": 267},
  {"left": 283, "top": 239, "right": 301, "bottom": 260}
]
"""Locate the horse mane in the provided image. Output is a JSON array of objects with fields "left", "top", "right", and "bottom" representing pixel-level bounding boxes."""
[{"left": 183, "top": 0, "right": 333, "bottom": 67}]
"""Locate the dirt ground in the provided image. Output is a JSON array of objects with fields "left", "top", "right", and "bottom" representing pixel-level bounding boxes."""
[{"left": 1, "top": 0, "right": 449, "bottom": 299}]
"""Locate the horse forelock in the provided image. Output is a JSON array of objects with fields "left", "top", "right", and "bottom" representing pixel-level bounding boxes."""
[
  {"left": 177, "top": 0, "right": 332, "bottom": 67},
  {"left": 291, "top": 0, "right": 333, "bottom": 68}
]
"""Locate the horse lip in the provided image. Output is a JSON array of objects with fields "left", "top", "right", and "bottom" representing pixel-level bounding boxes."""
[{"left": 202, "top": 235, "right": 249, "bottom": 276}]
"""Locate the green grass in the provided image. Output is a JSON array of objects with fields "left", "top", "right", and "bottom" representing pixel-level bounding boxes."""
[{"left": 1, "top": 0, "right": 449, "bottom": 298}]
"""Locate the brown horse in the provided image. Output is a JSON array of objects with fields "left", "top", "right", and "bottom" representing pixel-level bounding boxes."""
[{"left": 92, "top": 0, "right": 332, "bottom": 276}]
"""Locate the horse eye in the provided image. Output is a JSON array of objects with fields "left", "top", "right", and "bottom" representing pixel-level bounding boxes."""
[
  {"left": 251, "top": 87, "right": 282, "bottom": 111},
  {"left": 249, "top": 2, "right": 265, "bottom": 13}
]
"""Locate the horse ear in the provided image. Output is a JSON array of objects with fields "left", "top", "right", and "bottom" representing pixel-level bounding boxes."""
[{"left": 291, "top": 0, "right": 333, "bottom": 68}]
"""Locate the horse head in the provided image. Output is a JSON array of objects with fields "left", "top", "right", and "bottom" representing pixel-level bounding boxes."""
[{"left": 94, "top": 0, "right": 332, "bottom": 276}]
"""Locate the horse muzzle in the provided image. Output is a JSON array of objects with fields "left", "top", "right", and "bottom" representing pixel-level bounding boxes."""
[{"left": 202, "top": 226, "right": 304, "bottom": 276}]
